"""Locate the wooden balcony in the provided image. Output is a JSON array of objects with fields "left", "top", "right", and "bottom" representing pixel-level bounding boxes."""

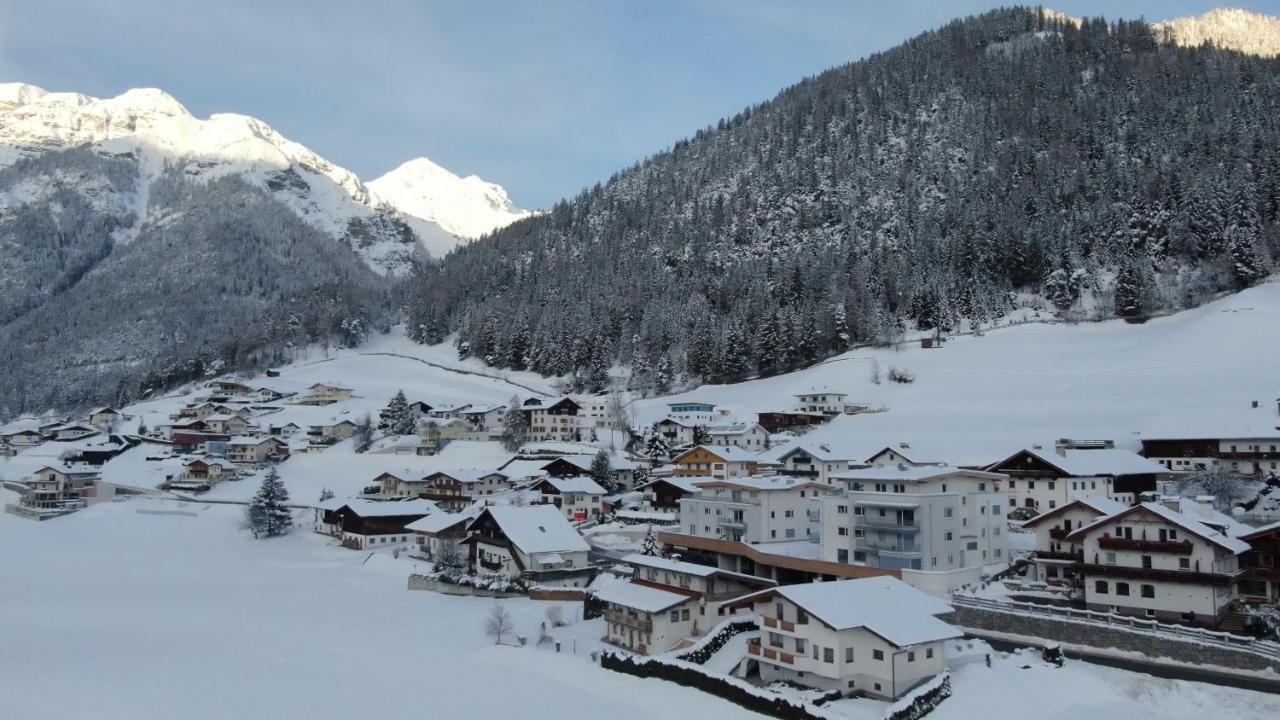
[
  {"left": 1079, "top": 563, "right": 1243, "bottom": 586},
  {"left": 604, "top": 608, "right": 653, "bottom": 632},
  {"left": 1048, "top": 527, "right": 1070, "bottom": 541},
  {"left": 1035, "top": 549, "right": 1082, "bottom": 562},
  {"left": 761, "top": 616, "right": 795, "bottom": 632},
  {"left": 1098, "top": 536, "right": 1194, "bottom": 555}
]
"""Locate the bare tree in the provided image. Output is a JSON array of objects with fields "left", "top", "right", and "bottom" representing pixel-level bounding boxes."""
[
  {"left": 485, "top": 603, "right": 514, "bottom": 645},
  {"left": 1179, "top": 466, "right": 1248, "bottom": 508},
  {"left": 545, "top": 605, "right": 566, "bottom": 628},
  {"left": 435, "top": 539, "right": 464, "bottom": 572}
]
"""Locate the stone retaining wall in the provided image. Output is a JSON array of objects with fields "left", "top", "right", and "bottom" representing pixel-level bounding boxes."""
[
  {"left": 407, "top": 575, "right": 524, "bottom": 598},
  {"left": 944, "top": 606, "right": 1279, "bottom": 672}
]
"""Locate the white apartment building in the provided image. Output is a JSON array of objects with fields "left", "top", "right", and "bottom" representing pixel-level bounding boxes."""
[
  {"left": 794, "top": 390, "right": 848, "bottom": 415},
  {"left": 678, "top": 475, "right": 834, "bottom": 544},
  {"left": 735, "top": 577, "right": 960, "bottom": 700},
  {"left": 819, "top": 466, "right": 1008, "bottom": 572},
  {"left": 1066, "top": 502, "right": 1250, "bottom": 626},
  {"left": 666, "top": 401, "right": 719, "bottom": 424}
]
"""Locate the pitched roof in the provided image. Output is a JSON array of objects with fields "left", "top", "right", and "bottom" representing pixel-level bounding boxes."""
[
  {"left": 1240, "top": 519, "right": 1280, "bottom": 541},
  {"left": 833, "top": 466, "right": 1002, "bottom": 483},
  {"left": 674, "top": 445, "right": 759, "bottom": 463},
  {"left": 620, "top": 553, "right": 772, "bottom": 585},
  {"left": 1065, "top": 502, "right": 1251, "bottom": 553},
  {"left": 474, "top": 505, "right": 590, "bottom": 555},
  {"left": 736, "top": 577, "right": 959, "bottom": 647},
  {"left": 1021, "top": 497, "right": 1129, "bottom": 528},
  {"left": 324, "top": 498, "right": 436, "bottom": 517},
  {"left": 405, "top": 507, "right": 480, "bottom": 534},
  {"left": 693, "top": 475, "right": 830, "bottom": 493},
  {"left": 535, "top": 476, "right": 606, "bottom": 495},
  {"left": 593, "top": 580, "right": 691, "bottom": 613},
  {"left": 991, "top": 447, "right": 1168, "bottom": 476},
  {"left": 429, "top": 468, "right": 509, "bottom": 484},
  {"left": 636, "top": 476, "right": 704, "bottom": 494}
]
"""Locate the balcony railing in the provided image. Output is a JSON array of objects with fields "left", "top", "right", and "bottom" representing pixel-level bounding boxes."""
[
  {"left": 1036, "top": 549, "right": 1083, "bottom": 562},
  {"left": 604, "top": 608, "right": 652, "bottom": 632},
  {"left": 857, "top": 517, "right": 920, "bottom": 532},
  {"left": 1049, "top": 528, "right": 1070, "bottom": 541},
  {"left": 1098, "top": 536, "right": 1194, "bottom": 555},
  {"left": 761, "top": 616, "right": 795, "bottom": 632},
  {"left": 1079, "top": 562, "right": 1243, "bottom": 586}
]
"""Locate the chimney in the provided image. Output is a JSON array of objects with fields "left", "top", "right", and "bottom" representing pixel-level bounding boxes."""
[
  {"left": 1252, "top": 400, "right": 1260, "bottom": 409},
  {"left": 1160, "top": 496, "right": 1181, "bottom": 513}
]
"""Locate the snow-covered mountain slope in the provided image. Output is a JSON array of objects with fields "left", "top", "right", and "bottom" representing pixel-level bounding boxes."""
[
  {"left": 1153, "top": 8, "right": 1280, "bottom": 58},
  {"left": 369, "top": 157, "right": 532, "bottom": 240},
  {"left": 0, "top": 83, "right": 523, "bottom": 270},
  {"left": 629, "top": 281, "right": 1280, "bottom": 464}
]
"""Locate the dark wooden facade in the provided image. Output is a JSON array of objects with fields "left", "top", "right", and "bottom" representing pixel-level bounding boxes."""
[{"left": 756, "top": 412, "right": 828, "bottom": 434}]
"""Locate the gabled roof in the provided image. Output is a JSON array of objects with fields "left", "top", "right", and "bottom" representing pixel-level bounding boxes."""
[
  {"left": 989, "top": 447, "right": 1167, "bottom": 477},
  {"left": 833, "top": 466, "right": 1003, "bottom": 483},
  {"left": 470, "top": 505, "right": 590, "bottom": 555},
  {"left": 636, "top": 476, "right": 704, "bottom": 494},
  {"left": 673, "top": 445, "right": 758, "bottom": 464},
  {"left": 427, "top": 468, "right": 509, "bottom": 484},
  {"left": 406, "top": 507, "right": 481, "bottom": 534},
  {"left": 1240, "top": 520, "right": 1280, "bottom": 541},
  {"left": 533, "top": 476, "right": 606, "bottom": 495},
  {"left": 1020, "top": 497, "right": 1129, "bottom": 528},
  {"left": 593, "top": 580, "right": 691, "bottom": 613},
  {"left": 1065, "top": 502, "right": 1251, "bottom": 554},
  {"left": 864, "top": 445, "right": 943, "bottom": 466},
  {"left": 322, "top": 498, "right": 435, "bottom": 517},
  {"left": 620, "top": 553, "right": 774, "bottom": 585},
  {"left": 732, "top": 577, "right": 959, "bottom": 647},
  {"left": 771, "top": 442, "right": 852, "bottom": 463}
]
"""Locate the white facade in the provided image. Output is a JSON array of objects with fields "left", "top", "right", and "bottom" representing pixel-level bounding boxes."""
[
  {"left": 678, "top": 476, "right": 832, "bottom": 544},
  {"left": 1068, "top": 503, "right": 1249, "bottom": 625},
  {"left": 770, "top": 445, "right": 854, "bottom": 486},
  {"left": 666, "top": 401, "right": 719, "bottom": 425},
  {"left": 1022, "top": 498, "right": 1126, "bottom": 585},
  {"left": 793, "top": 391, "right": 848, "bottom": 415},
  {"left": 741, "top": 578, "right": 957, "bottom": 700},
  {"left": 819, "top": 467, "right": 1008, "bottom": 572},
  {"left": 707, "top": 423, "right": 769, "bottom": 451}
]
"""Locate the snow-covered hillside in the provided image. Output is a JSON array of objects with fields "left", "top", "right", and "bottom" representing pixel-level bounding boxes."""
[
  {"left": 369, "top": 157, "right": 532, "bottom": 239},
  {"left": 629, "top": 281, "right": 1280, "bottom": 464},
  {"left": 0, "top": 82, "right": 527, "bottom": 269},
  {"left": 1153, "top": 8, "right": 1280, "bottom": 58}
]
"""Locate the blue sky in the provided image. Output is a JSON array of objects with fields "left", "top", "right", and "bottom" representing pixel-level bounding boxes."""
[{"left": 2, "top": 0, "right": 1274, "bottom": 208}]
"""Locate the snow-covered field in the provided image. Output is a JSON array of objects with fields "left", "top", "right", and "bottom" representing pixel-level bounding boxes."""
[
  {"left": 0, "top": 500, "right": 763, "bottom": 720},
  {"left": 5, "top": 499, "right": 1279, "bottom": 720}
]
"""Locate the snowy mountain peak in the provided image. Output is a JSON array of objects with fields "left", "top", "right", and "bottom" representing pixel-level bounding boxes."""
[
  {"left": 1153, "top": 8, "right": 1280, "bottom": 58},
  {"left": 369, "top": 157, "right": 532, "bottom": 240}
]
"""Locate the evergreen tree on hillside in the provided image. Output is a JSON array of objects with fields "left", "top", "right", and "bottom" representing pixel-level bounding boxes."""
[
  {"left": 1114, "top": 261, "right": 1145, "bottom": 319},
  {"left": 645, "top": 425, "right": 671, "bottom": 464},
  {"left": 590, "top": 450, "right": 613, "bottom": 491},
  {"left": 640, "top": 527, "right": 660, "bottom": 556},
  {"left": 500, "top": 395, "right": 529, "bottom": 452},
  {"left": 248, "top": 467, "right": 292, "bottom": 538},
  {"left": 383, "top": 390, "right": 417, "bottom": 436}
]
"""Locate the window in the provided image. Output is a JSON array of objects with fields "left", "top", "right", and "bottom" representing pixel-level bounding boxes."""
[
  {"left": 838, "top": 527, "right": 849, "bottom": 536},
  {"left": 1141, "top": 555, "right": 1152, "bottom": 569},
  {"left": 1115, "top": 582, "right": 1130, "bottom": 596},
  {"left": 873, "top": 649, "right": 885, "bottom": 661},
  {"left": 837, "top": 549, "right": 849, "bottom": 563},
  {"left": 795, "top": 638, "right": 808, "bottom": 654},
  {"left": 1104, "top": 552, "right": 1116, "bottom": 565},
  {"left": 670, "top": 610, "right": 680, "bottom": 622},
  {"left": 1048, "top": 481, "right": 1055, "bottom": 490},
  {"left": 1179, "top": 557, "right": 1190, "bottom": 570},
  {"left": 784, "top": 510, "right": 795, "bottom": 518},
  {"left": 945, "top": 531, "right": 953, "bottom": 541},
  {"left": 944, "top": 508, "right": 953, "bottom": 518},
  {"left": 854, "top": 551, "right": 866, "bottom": 562},
  {"left": 1095, "top": 580, "right": 1109, "bottom": 594},
  {"left": 926, "top": 648, "right": 934, "bottom": 659},
  {"left": 776, "top": 603, "right": 785, "bottom": 620},
  {"left": 797, "top": 610, "right": 808, "bottom": 625},
  {"left": 1141, "top": 584, "right": 1155, "bottom": 599},
  {"left": 837, "top": 504, "right": 848, "bottom": 514},
  {"left": 681, "top": 608, "right": 690, "bottom": 620},
  {"left": 845, "top": 647, "right": 854, "bottom": 663},
  {"left": 824, "top": 647, "right": 834, "bottom": 663},
  {"left": 907, "top": 651, "right": 916, "bottom": 662},
  {"left": 854, "top": 506, "right": 865, "bottom": 516}
]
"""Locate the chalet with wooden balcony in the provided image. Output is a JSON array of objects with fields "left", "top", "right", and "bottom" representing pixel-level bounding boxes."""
[
  {"left": 636, "top": 476, "right": 702, "bottom": 511},
  {"left": 461, "top": 505, "right": 593, "bottom": 587},
  {"left": 986, "top": 444, "right": 1169, "bottom": 513},
  {"left": 313, "top": 498, "right": 435, "bottom": 550},
  {"left": 595, "top": 553, "right": 774, "bottom": 654},
  {"left": 416, "top": 469, "right": 513, "bottom": 511},
  {"left": 1139, "top": 401, "right": 1280, "bottom": 476},
  {"left": 1020, "top": 497, "right": 1128, "bottom": 586},
  {"left": 523, "top": 397, "right": 583, "bottom": 442},
  {"left": 1240, "top": 520, "right": 1280, "bottom": 604},
  {"left": 729, "top": 577, "right": 960, "bottom": 700},
  {"left": 672, "top": 445, "right": 758, "bottom": 480},
  {"left": 1064, "top": 502, "right": 1251, "bottom": 626}
]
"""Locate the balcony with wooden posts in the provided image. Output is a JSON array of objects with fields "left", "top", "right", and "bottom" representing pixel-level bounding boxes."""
[
  {"left": 604, "top": 608, "right": 653, "bottom": 632},
  {"left": 1035, "top": 549, "right": 1083, "bottom": 562},
  {"left": 1098, "top": 535, "right": 1194, "bottom": 555},
  {"left": 1080, "top": 562, "right": 1243, "bottom": 586},
  {"left": 761, "top": 615, "right": 795, "bottom": 632}
]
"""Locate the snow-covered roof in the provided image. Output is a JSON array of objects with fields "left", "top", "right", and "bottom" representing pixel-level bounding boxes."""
[
  {"left": 692, "top": 474, "right": 829, "bottom": 493},
  {"left": 1066, "top": 502, "right": 1251, "bottom": 554},
  {"left": 535, "top": 476, "right": 606, "bottom": 495},
  {"left": 832, "top": 465, "right": 1000, "bottom": 483},
  {"left": 768, "top": 442, "right": 853, "bottom": 463},
  {"left": 405, "top": 507, "right": 479, "bottom": 534},
  {"left": 620, "top": 553, "right": 771, "bottom": 585},
  {"left": 738, "top": 577, "right": 960, "bottom": 647},
  {"left": 1140, "top": 406, "right": 1280, "bottom": 441},
  {"left": 864, "top": 445, "right": 944, "bottom": 465},
  {"left": 593, "top": 580, "right": 691, "bottom": 613},
  {"left": 1241, "top": 519, "right": 1280, "bottom": 541},
  {"left": 1021, "top": 496, "right": 1129, "bottom": 528},
  {"left": 429, "top": 468, "right": 508, "bottom": 484},
  {"left": 707, "top": 422, "right": 763, "bottom": 436},
  {"left": 1167, "top": 497, "right": 1254, "bottom": 538},
  {"left": 675, "top": 445, "right": 759, "bottom": 463},
  {"left": 637, "top": 476, "right": 705, "bottom": 494},
  {"left": 476, "top": 505, "right": 590, "bottom": 555},
  {"left": 323, "top": 498, "right": 435, "bottom": 517}
]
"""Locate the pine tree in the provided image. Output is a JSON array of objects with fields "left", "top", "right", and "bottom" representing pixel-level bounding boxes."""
[
  {"left": 640, "top": 527, "right": 660, "bottom": 556},
  {"left": 590, "top": 450, "right": 613, "bottom": 491},
  {"left": 645, "top": 425, "right": 671, "bottom": 464},
  {"left": 654, "top": 355, "right": 673, "bottom": 395},
  {"left": 692, "top": 425, "right": 710, "bottom": 446},
  {"left": 500, "top": 395, "right": 529, "bottom": 452},
  {"left": 384, "top": 390, "right": 418, "bottom": 436},
  {"left": 247, "top": 467, "right": 292, "bottom": 538},
  {"left": 354, "top": 413, "right": 373, "bottom": 453},
  {"left": 1114, "top": 261, "right": 1145, "bottom": 319},
  {"left": 1227, "top": 226, "right": 1269, "bottom": 289}
]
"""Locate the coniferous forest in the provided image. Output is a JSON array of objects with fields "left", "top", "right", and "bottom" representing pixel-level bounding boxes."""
[{"left": 405, "top": 8, "right": 1278, "bottom": 393}]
